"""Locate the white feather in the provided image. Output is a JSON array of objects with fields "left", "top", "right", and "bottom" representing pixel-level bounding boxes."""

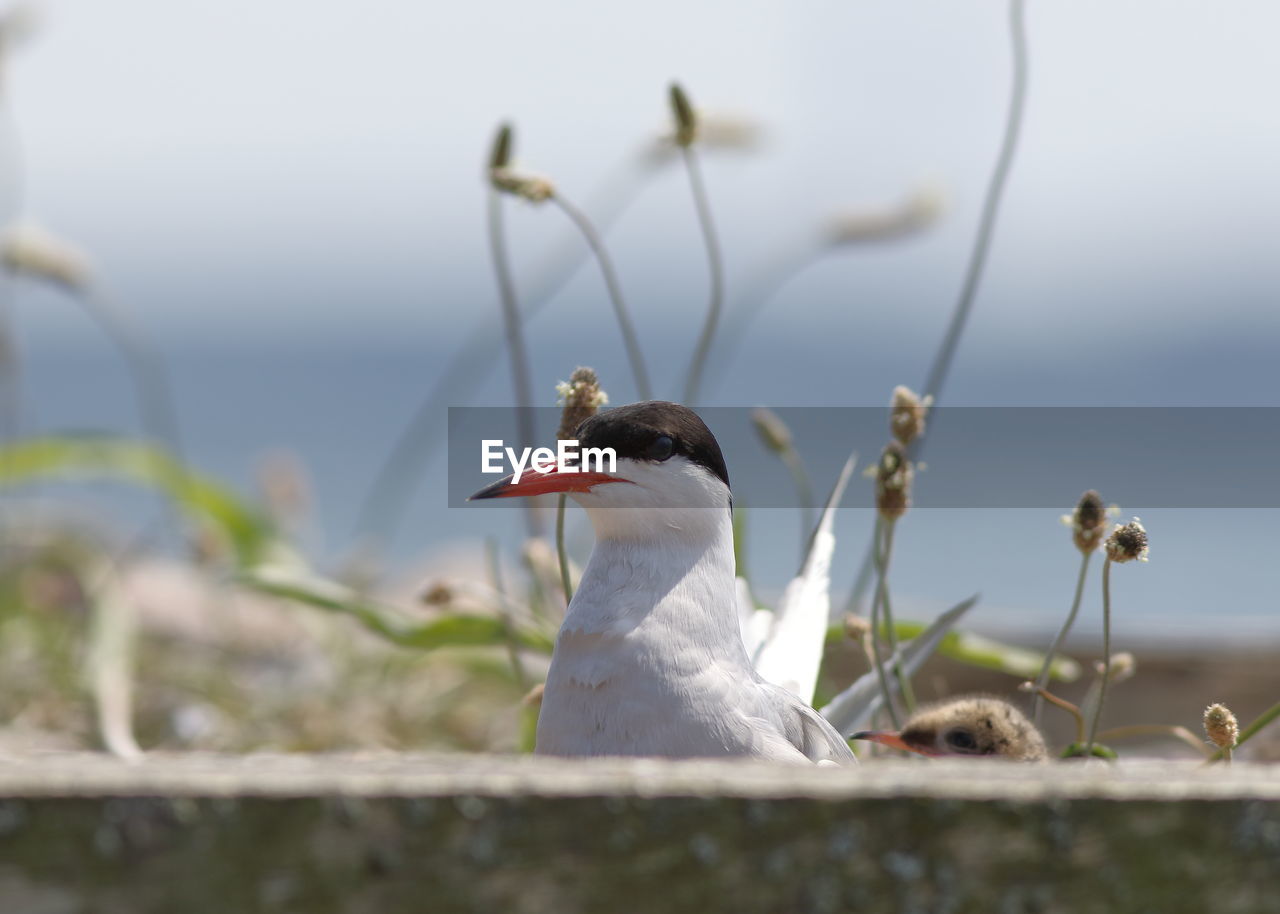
[
  {"left": 537, "top": 456, "right": 854, "bottom": 764},
  {"left": 752, "top": 452, "right": 857, "bottom": 702}
]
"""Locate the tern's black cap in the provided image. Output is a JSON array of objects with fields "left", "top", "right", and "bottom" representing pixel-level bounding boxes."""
[{"left": 574, "top": 401, "right": 730, "bottom": 489}]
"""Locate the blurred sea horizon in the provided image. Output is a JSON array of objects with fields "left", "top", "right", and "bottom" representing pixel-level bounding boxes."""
[{"left": 10, "top": 323, "right": 1279, "bottom": 647}]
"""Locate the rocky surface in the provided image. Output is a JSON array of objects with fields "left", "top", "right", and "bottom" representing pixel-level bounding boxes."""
[{"left": 0, "top": 753, "right": 1277, "bottom": 913}]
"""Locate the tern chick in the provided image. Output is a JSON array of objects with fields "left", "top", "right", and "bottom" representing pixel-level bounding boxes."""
[{"left": 852, "top": 696, "right": 1048, "bottom": 761}]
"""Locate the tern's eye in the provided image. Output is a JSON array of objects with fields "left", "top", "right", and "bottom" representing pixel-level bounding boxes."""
[
  {"left": 645, "top": 435, "right": 675, "bottom": 461},
  {"left": 944, "top": 729, "right": 978, "bottom": 753}
]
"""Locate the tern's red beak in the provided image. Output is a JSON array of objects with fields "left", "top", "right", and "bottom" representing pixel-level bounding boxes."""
[
  {"left": 468, "top": 467, "right": 627, "bottom": 500},
  {"left": 849, "top": 730, "right": 938, "bottom": 757}
]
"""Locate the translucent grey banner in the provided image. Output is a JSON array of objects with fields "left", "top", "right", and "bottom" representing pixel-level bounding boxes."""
[{"left": 448, "top": 407, "right": 1280, "bottom": 508}]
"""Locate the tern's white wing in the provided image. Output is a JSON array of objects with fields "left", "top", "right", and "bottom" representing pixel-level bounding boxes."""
[
  {"left": 752, "top": 451, "right": 857, "bottom": 702},
  {"left": 735, "top": 577, "right": 773, "bottom": 659}
]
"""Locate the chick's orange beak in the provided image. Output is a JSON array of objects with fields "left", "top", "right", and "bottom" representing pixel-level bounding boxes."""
[
  {"left": 849, "top": 730, "right": 938, "bottom": 757},
  {"left": 468, "top": 467, "right": 625, "bottom": 500}
]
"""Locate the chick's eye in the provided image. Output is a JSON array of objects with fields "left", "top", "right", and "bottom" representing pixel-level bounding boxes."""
[
  {"left": 944, "top": 729, "right": 978, "bottom": 752},
  {"left": 646, "top": 435, "right": 675, "bottom": 461}
]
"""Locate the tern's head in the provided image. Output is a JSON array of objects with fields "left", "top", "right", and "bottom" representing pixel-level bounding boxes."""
[
  {"left": 851, "top": 696, "right": 1048, "bottom": 761},
  {"left": 469, "top": 401, "right": 731, "bottom": 537}
]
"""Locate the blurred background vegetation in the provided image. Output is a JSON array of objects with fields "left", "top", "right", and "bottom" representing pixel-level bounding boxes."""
[{"left": 0, "top": 1, "right": 1277, "bottom": 758}]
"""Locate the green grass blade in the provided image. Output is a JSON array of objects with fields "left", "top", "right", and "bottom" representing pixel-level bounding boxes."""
[
  {"left": 0, "top": 434, "right": 280, "bottom": 567},
  {"left": 240, "top": 566, "right": 555, "bottom": 654},
  {"left": 826, "top": 620, "right": 1081, "bottom": 682}
]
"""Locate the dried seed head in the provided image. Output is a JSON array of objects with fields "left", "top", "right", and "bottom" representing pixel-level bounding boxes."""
[
  {"left": 693, "top": 112, "right": 760, "bottom": 150},
  {"left": 1094, "top": 651, "right": 1136, "bottom": 683},
  {"left": 555, "top": 367, "right": 608, "bottom": 441},
  {"left": 875, "top": 440, "right": 913, "bottom": 520},
  {"left": 750, "top": 407, "right": 792, "bottom": 456},
  {"left": 644, "top": 111, "right": 763, "bottom": 163},
  {"left": 420, "top": 581, "right": 454, "bottom": 606},
  {"left": 1, "top": 224, "right": 91, "bottom": 290},
  {"left": 889, "top": 385, "right": 930, "bottom": 446},
  {"left": 1203, "top": 703, "right": 1239, "bottom": 751},
  {"left": 843, "top": 614, "right": 872, "bottom": 643},
  {"left": 490, "top": 167, "right": 555, "bottom": 203},
  {"left": 668, "top": 82, "right": 697, "bottom": 147},
  {"left": 1105, "top": 518, "right": 1149, "bottom": 563},
  {"left": 1064, "top": 490, "right": 1108, "bottom": 554},
  {"left": 488, "top": 122, "right": 514, "bottom": 172},
  {"left": 825, "top": 183, "right": 945, "bottom": 245}
]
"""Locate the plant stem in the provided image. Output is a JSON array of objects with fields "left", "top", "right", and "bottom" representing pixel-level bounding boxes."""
[
  {"left": 555, "top": 494, "right": 573, "bottom": 605},
  {"left": 868, "top": 515, "right": 902, "bottom": 728},
  {"left": 876, "top": 516, "right": 916, "bottom": 713},
  {"left": 920, "top": 0, "right": 1028, "bottom": 405},
  {"left": 355, "top": 154, "right": 659, "bottom": 552},
  {"left": 1097, "top": 725, "right": 1211, "bottom": 758},
  {"left": 679, "top": 145, "right": 725, "bottom": 406},
  {"left": 1085, "top": 557, "right": 1114, "bottom": 755},
  {"left": 781, "top": 448, "right": 815, "bottom": 562},
  {"left": 1032, "top": 550, "right": 1093, "bottom": 724},
  {"left": 550, "top": 193, "right": 652, "bottom": 401},
  {"left": 485, "top": 537, "right": 528, "bottom": 690},
  {"left": 844, "top": 0, "right": 1030, "bottom": 616},
  {"left": 1025, "top": 684, "right": 1085, "bottom": 742},
  {"left": 79, "top": 288, "right": 185, "bottom": 465},
  {"left": 486, "top": 190, "right": 541, "bottom": 539}
]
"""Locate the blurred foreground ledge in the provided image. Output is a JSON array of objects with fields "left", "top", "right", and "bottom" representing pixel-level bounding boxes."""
[{"left": 1, "top": 754, "right": 1277, "bottom": 913}]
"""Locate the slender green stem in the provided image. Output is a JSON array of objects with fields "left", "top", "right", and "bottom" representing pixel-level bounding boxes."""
[
  {"left": 79, "top": 288, "right": 185, "bottom": 464},
  {"left": 844, "top": 0, "right": 1030, "bottom": 616},
  {"left": 550, "top": 193, "right": 652, "bottom": 400},
  {"left": 876, "top": 517, "right": 916, "bottom": 713},
  {"left": 1207, "top": 700, "right": 1280, "bottom": 763},
  {"left": 1025, "top": 684, "right": 1085, "bottom": 743},
  {"left": 485, "top": 537, "right": 528, "bottom": 690},
  {"left": 1033, "top": 551, "right": 1093, "bottom": 724},
  {"left": 920, "top": 0, "right": 1028, "bottom": 404},
  {"left": 779, "top": 449, "right": 814, "bottom": 561},
  {"left": 868, "top": 515, "right": 902, "bottom": 728},
  {"left": 1085, "top": 558, "right": 1114, "bottom": 755},
  {"left": 555, "top": 494, "right": 573, "bottom": 605},
  {"left": 355, "top": 154, "right": 660, "bottom": 552},
  {"left": 679, "top": 145, "right": 725, "bottom": 406},
  {"left": 486, "top": 190, "right": 541, "bottom": 538},
  {"left": 1094, "top": 725, "right": 1211, "bottom": 758}
]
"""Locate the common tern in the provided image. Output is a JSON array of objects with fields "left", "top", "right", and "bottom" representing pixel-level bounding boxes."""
[{"left": 471, "top": 401, "right": 855, "bottom": 763}]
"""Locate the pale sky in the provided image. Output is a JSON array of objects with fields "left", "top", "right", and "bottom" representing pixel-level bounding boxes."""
[{"left": 5, "top": 0, "right": 1280, "bottom": 343}]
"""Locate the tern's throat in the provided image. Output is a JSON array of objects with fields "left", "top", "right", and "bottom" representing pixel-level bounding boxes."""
[{"left": 564, "top": 504, "right": 741, "bottom": 648}]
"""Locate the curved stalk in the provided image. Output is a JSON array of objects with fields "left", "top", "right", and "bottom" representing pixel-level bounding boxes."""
[
  {"left": 1033, "top": 551, "right": 1093, "bottom": 724},
  {"left": 1085, "top": 557, "right": 1114, "bottom": 755},
  {"left": 868, "top": 516, "right": 902, "bottom": 729},
  {"left": 486, "top": 190, "right": 541, "bottom": 538},
  {"left": 549, "top": 194, "right": 652, "bottom": 400},
  {"left": 555, "top": 494, "right": 573, "bottom": 605},
  {"left": 356, "top": 154, "right": 660, "bottom": 551},
  {"left": 845, "top": 0, "right": 1030, "bottom": 615},
  {"left": 1097, "top": 725, "right": 1211, "bottom": 759},
  {"left": 679, "top": 145, "right": 725, "bottom": 406},
  {"left": 876, "top": 517, "right": 916, "bottom": 713}
]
